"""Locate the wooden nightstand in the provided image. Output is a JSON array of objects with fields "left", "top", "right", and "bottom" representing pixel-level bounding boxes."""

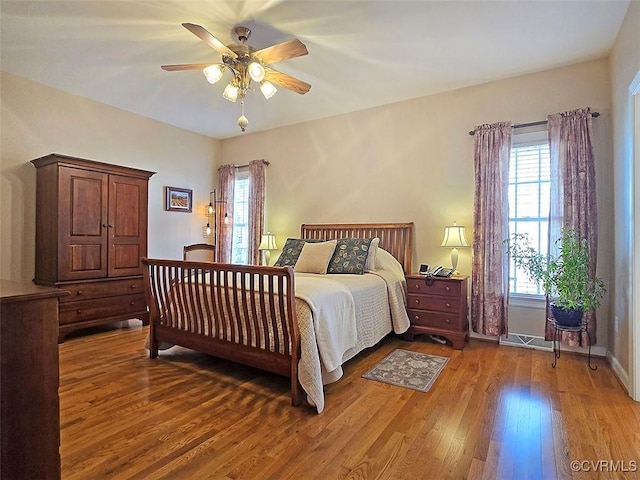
[{"left": 404, "top": 274, "right": 469, "bottom": 349}]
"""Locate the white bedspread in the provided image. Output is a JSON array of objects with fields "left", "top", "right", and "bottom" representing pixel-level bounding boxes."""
[
  {"left": 295, "top": 266, "right": 409, "bottom": 413},
  {"left": 294, "top": 275, "right": 357, "bottom": 373}
]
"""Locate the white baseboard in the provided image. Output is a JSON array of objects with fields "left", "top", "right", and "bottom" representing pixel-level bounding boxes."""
[{"left": 607, "top": 351, "right": 630, "bottom": 393}]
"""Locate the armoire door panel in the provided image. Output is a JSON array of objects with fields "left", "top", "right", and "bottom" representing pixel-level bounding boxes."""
[
  {"left": 110, "top": 178, "right": 141, "bottom": 237},
  {"left": 70, "top": 175, "right": 104, "bottom": 236},
  {"left": 111, "top": 244, "right": 141, "bottom": 271},
  {"left": 70, "top": 244, "right": 103, "bottom": 272},
  {"left": 58, "top": 167, "right": 108, "bottom": 281},
  {"left": 108, "top": 175, "right": 148, "bottom": 277}
]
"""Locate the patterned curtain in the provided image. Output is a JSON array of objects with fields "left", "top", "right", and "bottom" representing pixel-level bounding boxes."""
[
  {"left": 247, "top": 159, "right": 266, "bottom": 265},
  {"left": 545, "top": 107, "right": 598, "bottom": 345},
  {"left": 216, "top": 164, "right": 235, "bottom": 263},
  {"left": 471, "top": 122, "right": 512, "bottom": 336}
]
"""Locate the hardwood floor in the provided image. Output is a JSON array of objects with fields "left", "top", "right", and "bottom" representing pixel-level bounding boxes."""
[{"left": 59, "top": 324, "right": 640, "bottom": 479}]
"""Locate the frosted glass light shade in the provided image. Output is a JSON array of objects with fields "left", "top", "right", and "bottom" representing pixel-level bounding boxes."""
[
  {"left": 203, "top": 64, "right": 224, "bottom": 84},
  {"left": 223, "top": 83, "right": 239, "bottom": 102},
  {"left": 248, "top": 62, "right": 265, "bottom": 82},
  {"left": 260, "top": 80, "right": 277, "bottom": 99}
]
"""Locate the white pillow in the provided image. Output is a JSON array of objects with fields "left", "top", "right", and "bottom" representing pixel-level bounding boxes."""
[
  {"left": 294, "top": 240, "right": 337, "bottom": 274},
  {"left": 364, "top": 237, "right": 380, "bottom": 272},
  {"left": 375, "top": 247, "right": 406, "bottom": 278}
]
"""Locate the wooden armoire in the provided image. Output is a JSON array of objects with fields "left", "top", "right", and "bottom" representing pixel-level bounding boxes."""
[{"left": 31, "top": 154, "right": 155, "bottom": 342}]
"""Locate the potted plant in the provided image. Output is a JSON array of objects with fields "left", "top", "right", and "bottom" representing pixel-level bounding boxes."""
[{"left": 506, "top": 228, "right": 606, "bottom": 327}]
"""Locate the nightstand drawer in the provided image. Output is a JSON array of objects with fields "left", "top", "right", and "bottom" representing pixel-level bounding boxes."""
[
  {"left": 407, "top": 294, "right": 461, "bottom": 314},
  {"left": 406, "top": 277, "right": 460, "bottom": 297},
  {"left": 407, "top": 310, "right": 461, "bottom": 330}
]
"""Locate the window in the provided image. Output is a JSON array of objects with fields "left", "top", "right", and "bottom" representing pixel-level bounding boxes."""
[
  {"left": 231, "top": 171, "right": 250, "bottom": 264},
  {"left": 508, "top": 138, "right": 550, "bottom": 295}
]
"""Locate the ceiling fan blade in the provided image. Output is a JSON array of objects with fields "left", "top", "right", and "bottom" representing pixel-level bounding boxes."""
[
  {"left": 182, "top": 23, "right": 237, "bottom": 59},
  {"left": 264, "top": 68, "right": 311, "bottom": 95},
  {"left": 254, "top": 38, "right": 308, "bottom": 65},
  {"left": 161, "top": 63, "right": 214, "bottom": 71}
]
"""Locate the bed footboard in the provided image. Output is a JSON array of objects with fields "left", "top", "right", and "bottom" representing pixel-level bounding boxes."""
[{"left": 141, "top": 258, "right": 303, "bottom": 406}]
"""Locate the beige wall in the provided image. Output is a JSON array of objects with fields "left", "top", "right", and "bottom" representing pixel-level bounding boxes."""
[
  {"left": 610, "top": 2, "right": 640, "bottom": 379},
  {"left": 220, "top": 58, "right": 613, "bottom": 343},
  {"left": 0, "top": 72, "right": 220, "bottom": 283}
]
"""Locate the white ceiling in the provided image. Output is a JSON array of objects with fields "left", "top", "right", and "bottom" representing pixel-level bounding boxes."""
[{"left": 1, "top": 1, "right": 630, "bottom": 140}]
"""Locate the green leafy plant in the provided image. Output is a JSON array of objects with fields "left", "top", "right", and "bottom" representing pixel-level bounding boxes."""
[{"left": 506, "top": 228, "right": 605, "bottom": 312}]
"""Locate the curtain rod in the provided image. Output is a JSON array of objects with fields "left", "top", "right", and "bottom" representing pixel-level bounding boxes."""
[
  {"left": 467, "top": 111, "right": 600, "bottom": 136},
  {"left": 218, "top": 159, "right": 270, "bottom": 170}
]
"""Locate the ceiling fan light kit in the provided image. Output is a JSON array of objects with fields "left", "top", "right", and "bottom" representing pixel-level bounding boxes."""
[{"left": 162, "top": 23, "right": 311, "bottom": 132}]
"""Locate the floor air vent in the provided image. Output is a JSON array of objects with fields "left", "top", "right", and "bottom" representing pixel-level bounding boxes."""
[{"left": 499, "top": 333, "right": 553, "bottom": 351}]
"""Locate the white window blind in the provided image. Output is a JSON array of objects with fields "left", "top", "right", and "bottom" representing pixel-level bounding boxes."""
[
  {"left": 231, "top": 171, "right": 250, "bottom": 264},
  {"left": 508, "top": 140, "right": 550, "bottom": 295}
]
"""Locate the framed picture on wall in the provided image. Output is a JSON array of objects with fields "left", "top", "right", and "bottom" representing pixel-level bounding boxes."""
[{"left": 164, "top": 186, "right": 192, "bottom": 213}]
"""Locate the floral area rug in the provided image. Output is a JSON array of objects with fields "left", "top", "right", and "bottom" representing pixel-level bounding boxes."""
[{"left": 362, "top": 349, "right": 449, "bottom": 392}]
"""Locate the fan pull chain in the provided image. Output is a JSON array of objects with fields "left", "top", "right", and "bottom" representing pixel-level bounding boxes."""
[{"left": 237, "top": 100, "right": 249, "bottom": 132}]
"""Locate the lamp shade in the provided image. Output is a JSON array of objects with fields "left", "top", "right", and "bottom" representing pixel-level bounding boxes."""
[
  {"left": 259, "top": 233, "right": 278, "bottom": 251},
  {"left": 441, "top": 222, "right": 469, "bottom": 248}
]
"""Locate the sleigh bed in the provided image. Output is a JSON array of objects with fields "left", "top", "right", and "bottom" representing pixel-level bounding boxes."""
[{"left": 141, "top": 222, "right": 414, "bottom": 413}]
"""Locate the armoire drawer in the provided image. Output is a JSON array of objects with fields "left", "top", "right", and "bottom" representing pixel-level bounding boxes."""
[
  {"left": 58, "top": 293, "right": 147, "bottom": 325},
  {"left": 58, "top": 278, "right": 145, "bottom": 303}
]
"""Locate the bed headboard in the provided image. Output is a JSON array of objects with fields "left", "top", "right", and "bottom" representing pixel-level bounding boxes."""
[{"left": 300, "top": 222, "right": 414, "bottom": 274}]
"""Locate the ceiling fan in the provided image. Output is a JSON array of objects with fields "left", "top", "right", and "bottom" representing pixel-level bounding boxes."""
[{"left": 162, "top": 23, "right": 311, "bottom": 132}]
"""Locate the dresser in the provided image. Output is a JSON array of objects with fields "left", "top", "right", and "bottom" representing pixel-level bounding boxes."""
[
  {"left": 1, "top": 280, "right": 67, "bottom": 480},
  {"left": 404, "top": 274, "right": 469, "bottom": 349},
  {"left": 31, "top": 154, "right": 155, "bottom": 341}
]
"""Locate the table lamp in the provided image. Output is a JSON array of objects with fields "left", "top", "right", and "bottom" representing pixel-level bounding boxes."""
[
  {"left": 441, "top": 221, "right": 469, "bottom": 272},
  {"left": 259, "top": 232, "right": 278, "bottom": 265}
]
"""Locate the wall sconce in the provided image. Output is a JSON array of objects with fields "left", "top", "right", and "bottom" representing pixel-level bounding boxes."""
[
  {"left": 203, "top": 190, "right": 227, "bottom": 242},
  {"left": 203, "top": 190, "right": 215, "bottom": 239},
  {"left": 441, "top": 221, "right": 469, "bottom": 272},
  {"left": 258, "top": 232, "right": 278, "bottom": 265}
]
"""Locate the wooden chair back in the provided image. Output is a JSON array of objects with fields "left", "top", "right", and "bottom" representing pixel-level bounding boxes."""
[{"left": 183, "top": 243, "right": 216, "bottom": 262}]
